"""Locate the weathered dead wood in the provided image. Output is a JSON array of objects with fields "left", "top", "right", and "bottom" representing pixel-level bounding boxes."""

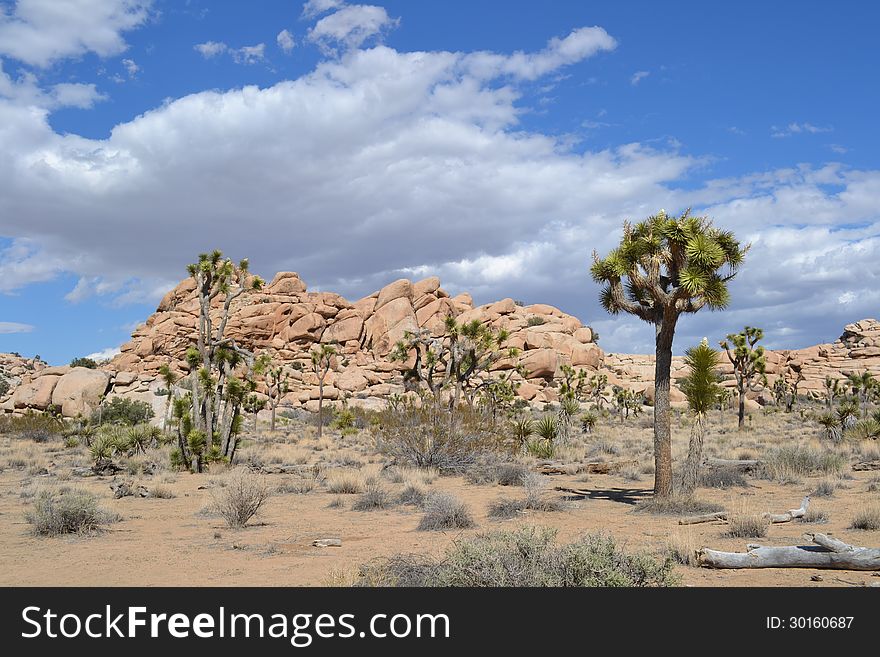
[
  {"left": 312, "top": 538, "right": 342, "bottom": 548},
  {"left": 702, "top": 457, "right": 761, "bottom": 472},
  {"left": 698, "top": 533, "right": 880, "bottom": 570},
  {"left": 763, "top": 496, "right": 810, "bottom": 524},
  {"left": 853, "top": 460, "right": 880, "bottom": 471},
  {"left": 678, "top": 512, "right": 728, "bottom": 525},
  {"left": 678, "top": 497, "right": 809, "bottom": 526}
]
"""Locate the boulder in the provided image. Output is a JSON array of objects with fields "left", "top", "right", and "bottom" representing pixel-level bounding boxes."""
[
  {"left": 412, "top": 276, "right": 441, "bottom": 297},
  {"left": 364, "top": 297, "right": 418, "bottom": 356},
  {"left": 12, "top": 375, "right": 61, "bottom": 410},
  {"left": 266, "top": 272, "right": 307, "bottom": 295},
  {"left": 375, "top": 279, "right": 413, "bottom": 311},
  {"left": 520, "top": 349, "right": 558, "bottom": 379},
  {"left": 323, "top": 314, "right": 364, "bottom": 344},
  {"left": 52, "top": 368, "right": 111, "bottom": 417},
  {"left": 286, "top": 313, "right": 326, "bottom": 342},
  {"left": 335, "top": 367, "right": 369, "bottom": 393}
]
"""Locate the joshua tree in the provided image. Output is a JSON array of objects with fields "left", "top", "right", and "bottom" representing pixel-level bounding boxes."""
[
  {"left": 255, "top": 355, "right": 289, "bottom": 432},
  {"left": 611, "top": 386, "right": 642, "bottom": 423},
  {"left": 558, "top": 364, "right": 589, "bottom": 402},
  {"left": 824, "top": 376, "right": 843, "bottom": 411},
  {"left": 592, "top": 210, "right": 747, "bottom": 497},
  {"left": 773, "top": 365, "right": 804, "bottom": 412},
  {"left": 157, "top": 363, "right": 177, "bottom": 432},
  {"left": 678, "top": 339, "right": 723, "bottom": 496},
  {"left": 720, "top": 326, "right": 767, "bottom": 430},
  {"left": 181, "top": 250, "right": 264, "bottom": 468},
  {"left": 588, "top": 373, "right": 608, "bottom": 409},
  {"left": 311, "top": 344, "right": 336, "bottom": 438},
  {"left": 243, "top": 393, "right": 266, "bottom": 431},
  {"left": 392, "top": 316, "right": 517, "bottom": 410},
  {"left": 848, "top": 371, "right": 877, "bottom": 418}
]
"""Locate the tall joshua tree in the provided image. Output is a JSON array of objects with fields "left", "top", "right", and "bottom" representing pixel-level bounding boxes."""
[
  {"left": 720, "top": 326, "right": 767, "bottom": 430},
  {"left": 311, "top": 344, "right": 337, "bottom": 439},
  {"left": 255, "top": 354, "right": 289, "bottom": 432},
  {"left": 848, "top": 371, "right": 876, "bottom": 418},
  {"left": 678, "top": 339, "right": 723, "bottom": 496},
  {"left": 157, "top": 363, "right": 177, "bottom": 432},
  {"left": 592, "top": 210, "right": 747, "bottom": 497}
]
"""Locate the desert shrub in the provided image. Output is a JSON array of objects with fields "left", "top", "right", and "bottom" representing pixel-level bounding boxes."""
[
  {"left": 352, "top": 482, "right": 392, "bottom": 511},
  {"left": 466, "top": 460, "right": 529, "bottom": 486},
  {"left": 725, "top": 512, "right": 769, "bottom": 538},
  {"left": 70, "top": 357, "right": 98, "bottom": 369},
  {"left": 211, "top": 468, "right": 271, "bottom": 528},
  {"left": 488, "top": 473, "right": 563, "bottom": 519},
  {"left": 150, "top": 485, "right": 176, "bottom": 499},
  {"left": 849, "top": 506, "right": 880, "bottom": 530},
  {"left": 760, "top": 445, "right": 845, "bottom": 483},
  {"left": 0, "top": 412, "right": 64, "bottom": 440},
  {"left": 665, "top": 531, "right": 698, "bottom": 567},
  {"left": 398, "top": 484, "right": 427, "bottom": 507},
  {"left": 26, "top": 488, "right": 118, "bottom": 536},
  {"left": 0, "top": 375, "right": 8, "bottom": 397},
  {"left": 327, "top": 497, "right": 345, "bottom": 509},
  {"left": 698, "top": 466, "right": 748, "bottom": 489},
  {"left": 93, "top": 397, "right": 154, "bottom": 427},
  {"left": 331, "top": 407, "right": 357, "bottom": 434},
  {"left": 526, "top": 316, "right": 546, "bottom": 327},
  {"left": 634, "top": 496, "right": 724, "bottom": 516},
  {"left": 844, "top": 419, "right": 880, "bottom": 441},
  {"left": 326, "top": 472, "right": 365, "bottom": 494},
  {"left": 811, "top": 479, "right": 838, "bottom": 498},
  {"left": 800, "top": 507, "right": 829, "bottom": 524},
  {"left": 356, "top": 526, "right": 678, "bottom": 587},
  {"left": 417, "top": 492, "right": 475, "bottom": 531},
  {"left": 64, "top": 436, "right": 80, "bottom": 448},
  {"left": 535, "top": 415, "right": 558, "bottom": 442},
  {"left": 373, "top": 402, "right": 507, "bottom": 473}
]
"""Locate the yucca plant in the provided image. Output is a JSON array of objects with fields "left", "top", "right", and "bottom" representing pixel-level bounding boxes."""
[
  {"left": 678, "top": 339, "right": 723, "bottom": 496},
  {"left": 844, "top": 419, "right": 880, "bottom": 442},
  {"left": 512, "top": 417, "right": 534, "bottom": 446},
  {"left": 581, "top": 411, "right": 598, "bottom": 434},
  {"left": 525, "top": 437, "right": 555, "bottom": 459},
  {"left": 816, "top": 412, "right": 842, "bottom": 443},
  {"left": 535, "top": 415, "right": 558, "bottom": 442},
  {"left": 592, "top": 210, "right": 747, "bottom": 497}
]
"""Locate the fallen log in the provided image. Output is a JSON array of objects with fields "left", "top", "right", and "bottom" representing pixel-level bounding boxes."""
[
  {"left": 678, "top": 512, "right": 727, "bottom": 525},
  {"left": 678, "top": 497, "right": 809, "bottom": 526},
  {"left": 853, "top": 460, "right": 880, "bottom": 471},
  {"left": 698, "top": 533, "right": 880, "bottom": 570},
  {"left": 763, "top": 496, "right": 809, "bottom": 524},
  {"left": 537, "top": 460, "right": 637, "bottom": 476}
]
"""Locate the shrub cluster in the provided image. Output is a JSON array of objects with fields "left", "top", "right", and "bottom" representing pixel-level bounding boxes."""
[{"left": 26, "top": 488, "right": 118, "bottom": 536}]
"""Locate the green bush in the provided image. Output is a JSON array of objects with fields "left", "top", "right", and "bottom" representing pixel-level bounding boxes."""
[
  {"left": 93, "top": 397, "right": 155, "bottom": 426},
  {"left": 526, "top": 316, "right": 546, "bottom": 327},
  {"left": 356, "top": 526, "right": 678, "bottom": 587},
  {"left": 70, "top": 357, "right": 98, "bottom": 369},
  {"left": 26, "top": 488, "right": 118, "bottom": 536}
]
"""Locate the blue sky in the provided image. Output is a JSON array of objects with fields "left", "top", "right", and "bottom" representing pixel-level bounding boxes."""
[{"left": 1, "top": 0, "right": 878, "bottom": 364}]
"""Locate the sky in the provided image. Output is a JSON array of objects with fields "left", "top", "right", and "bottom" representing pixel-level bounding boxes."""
[{"left": 0, "top": 0, "right": 878, "bottom": 365}]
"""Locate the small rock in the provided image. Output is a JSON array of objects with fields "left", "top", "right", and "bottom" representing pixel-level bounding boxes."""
[
  {"left": 811, "top": 575, "right": 823, "bottom": 582},
  {"left": 312, "top": 538, "right": 342, "bottom": 548}
]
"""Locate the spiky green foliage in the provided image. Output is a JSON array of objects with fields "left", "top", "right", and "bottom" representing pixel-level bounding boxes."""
[
  {"left": 69, "top": 357, "right": 98, "bottom": 369},
  {"left": 392, "top": 316, "right": 519, "bottom": 411},
  {"left": 847, "top": 371, "right": 877, "bottom": 418},
  {"left": 535, "top": 415, "right": 558, "bottom": 442},
  {"left": 720, "top": 326, "right": 767, "bottom": 429},
  {"left": 678, "top": 340, "right": 722, "bottom": 496},
  {"left": 254, "top": 354, "right": 289, "bottom": 432},
  {"left": 592, "top": 210, "right": 747, "bottom": 497},
  {"left": 311, "top": 344, "right": 337, "bottom": 438}
]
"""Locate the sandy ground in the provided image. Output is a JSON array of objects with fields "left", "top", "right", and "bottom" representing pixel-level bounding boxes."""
[{"left": 1, "top": 413, "right": 879, "bottom": 587}]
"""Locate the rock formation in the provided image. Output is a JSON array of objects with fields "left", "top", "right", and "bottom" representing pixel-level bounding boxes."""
[{"left": 1, "top": 269, "right": 877, "bottom": 421}]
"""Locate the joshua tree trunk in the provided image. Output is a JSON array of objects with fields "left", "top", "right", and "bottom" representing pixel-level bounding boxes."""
[
  {"left": 680, "top": 413, "right": 705, "bottom": 496},
  {"left": 737, "top": 382, "right": 746, "bottom": 430},
  {"left": 270, "top": 403, "right": 276, "bottom": 432},
  {"left": 317, "top": 381, "right": 324, "bottom": 439},
  {"left": 653, "top": 319, "right": 675, "bottom": 498}
]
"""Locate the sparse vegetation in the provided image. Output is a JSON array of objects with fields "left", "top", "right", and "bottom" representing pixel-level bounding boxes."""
[
  {"left": 417, "top": 492, "right": 475, "bottom": 531},
  {"left": 849, "top": 506, "right": 880, "bottom": 531},
  {"left": 211, "top": 468, "right": 271, "bottom": 528},
  {"left": 26, "top": 488, "right": 118, "bottom": 536}
]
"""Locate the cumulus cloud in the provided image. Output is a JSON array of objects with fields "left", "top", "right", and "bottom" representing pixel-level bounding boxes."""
[
  {"left": 85, "top": 346, "right": 121, "bottom": 361},
  {"left": 0, "top": 0, "right": 152, "bottom": 67},
  {"left": 463, "top": 27, "right": 617, "bottom": 81},
  {"left": 0, "top": 23, "right": 876, "bottom": 355},
  {"left": 0, "top": 321, "right": 34, "bottom": 334},
  {"left": 0, "top": 60, "right": 107, "bottom": 109},
  {"left": 307, "top": 4, "right": 398, "bottom": 53},
  {"left": 277, "top": 29, "right": 295, "bottom": 53},
  {"left": 121, "top": 57, "right": 139, "bottom": 77},
  {"left": 194, "top": 40, "right": 228, "bottom": 58}
]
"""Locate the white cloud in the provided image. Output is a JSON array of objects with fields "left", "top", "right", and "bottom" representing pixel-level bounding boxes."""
[
  {"left": 307, "top": 4, "right": 398, "bottom": 53},
  {"left": 194, "top": 40, "right": 228, "bottom": 58},
  {"left": 771, "top": 122, "right": 833, "bottom": 138},
  {"left": 463, "top": 27, "right": 617, "bottom": 81},
  {"left": 630, "top": 70, "right": 649, "bottom": 85},
  {"left": 50, "top": 82, "right": 106, "bottom": 108},
  {"left": 0, "top": 0, "right": 152, "bottom": 67},
  {"left": 85, "top": 346, "right": 121, "bottom": 361},
  {"left": 232, "top": 43, "right": 266, "bottom": 65},
  {"left": 0, "top": 60, "right": 106, "bottom": 109},
  {"left": 0, "top": 321, "right": 34, "bottom": 334},
  {"left": 0, "top": 24, "right": 877, "bottom": 356},
  {"left": 301, "top": 0, "right": 345, "bottom": 20},
  {"left": 122, "top": 58, "right": 139, "bottom": 77},
  {"left": 277, "top": 29, "right": 295, "bottom": 53}
]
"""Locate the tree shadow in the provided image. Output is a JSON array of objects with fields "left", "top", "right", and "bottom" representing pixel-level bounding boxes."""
[{"left": 558, "top": 486, "right": 652, "bottom": 506}]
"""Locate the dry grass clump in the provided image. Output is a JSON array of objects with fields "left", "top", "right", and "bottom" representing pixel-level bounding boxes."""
[
  {"left": 26, "top": 487, "right": 119, "bottom": 536},
  {"left": 760, "top": 445, "right": 845, "bottom": 484},
  {"left": 799, "top": 507, "right": 829, "bottom": 524},
  {"left": 488, "top": 473, "right": 565, "bottom": 519},
  {"left": 417, "top": 492, "right": 475, "bottom": 531},
  {"left": 811, "top": 479, "right": 838, "bottom": 498},
  {"left": 149, "top": 485, "right": 176, "bottom": 499},
  {"left": 725, "top": 511, "right": 770, "bottom": 538},
  {"left": 665, "top": 529, "right": 698, "bottom": 567},
  {"left": 849, "top": 505, "right": 880, "bottom": 531},
  {"left": 352, "top": 482, "right": 393, "bottom": 511},
  {"left": 326, "top": 471, "right": 365, "bottom": 494},
  {"left": 211, "top": 468, "right": 271, "bottom": 528},
  {"left": 397, "top": 484, "right": 426, "bottom": 507},
  {"left": 634, "top": 496, "right": 724, "bottom": 516},
  {"left": 698, "top": 466, "right": 748, "bottom": 489}
]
